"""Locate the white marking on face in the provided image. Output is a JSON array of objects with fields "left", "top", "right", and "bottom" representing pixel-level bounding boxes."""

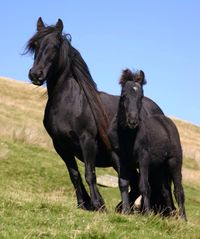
[{"left": 133, "top": 86, "right": 138, "bottom": 91}]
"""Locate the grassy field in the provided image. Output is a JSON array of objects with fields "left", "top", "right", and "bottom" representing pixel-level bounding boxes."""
[{"left": 0, "top": 77, "right": 200, "bottom": 238}]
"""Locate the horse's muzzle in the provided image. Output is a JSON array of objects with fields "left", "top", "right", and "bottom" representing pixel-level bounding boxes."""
[{"left": 29, "top": 69, "right": 45, "bottom": 86}]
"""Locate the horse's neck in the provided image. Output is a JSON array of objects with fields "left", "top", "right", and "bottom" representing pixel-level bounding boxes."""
[
  {"left": 46, "top": 72, "right": 80, "bottom": 105},
  {"left": 46, "top": 64, "right": 70, "bottom": 96}
]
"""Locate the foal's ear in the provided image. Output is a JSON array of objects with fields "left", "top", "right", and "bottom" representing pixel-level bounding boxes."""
[
  {"left": 37, "top": 17, "right": 45, "bottom": 31},
  {"left": 119, "top": 68, "right": 133, "bottom": 85},
  {"left": 56, "top": 19, "right": 64, "bottom": 33},
  {"left": 135, "top": 70, "right": 147, "bottom": 85}
]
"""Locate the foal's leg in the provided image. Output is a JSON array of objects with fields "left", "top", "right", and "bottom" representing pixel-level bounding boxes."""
[
  {"left": 150, "top": 168, "right": 175, "bottom": 216},
  {"left": 53, "top": 141, "right": 91, "bottom": 210},
  {"left": 118, "top": 162, "right": 131, "bottom": 214},
  {"left": 111, "top": 151, "right": 131, "bottom": 214},
  {"left": 80, "top": 132, "right": 105, "bottom": 211},
  {"left": 129, "top": 169, "right": 140, "bottom": 210},
  {"left": 115, "top": 168, "right": 140, "bottom": 213},
  {"left": 161, "top": 175, "right": 176, "bottom": 216},
  {"left": 139, "top": 153, "right": 151, "bottom": 213},
  {"left": 168, "top": 157, "right": 187, "bottom": 221}
]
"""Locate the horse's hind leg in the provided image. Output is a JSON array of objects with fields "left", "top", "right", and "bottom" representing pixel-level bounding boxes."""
[
  {"left": 53, "top": 141, "right": 91, "bottom": 210},
  {"left": 168, "top": 157, "right": 187, "bottom": 221},
  {"left": 80, "top": 133, "right": 106, "bottom": 211}
]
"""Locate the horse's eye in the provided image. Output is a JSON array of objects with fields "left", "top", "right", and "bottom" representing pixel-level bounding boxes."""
[{"left": 33, "top": 41, "right": 39, "bottom": 50}]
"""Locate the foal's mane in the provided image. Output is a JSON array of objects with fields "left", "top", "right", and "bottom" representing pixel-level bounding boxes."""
[
  {"left": 26, "top": 25, "right": 111, "bottom": 150},
  {"left": 119, "top": 68, "right": 147, "bottom": 86}
]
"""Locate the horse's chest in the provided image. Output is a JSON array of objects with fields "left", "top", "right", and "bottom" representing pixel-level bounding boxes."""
[{"left": 43, "top": 106, "right": 73, "bottom": 138}]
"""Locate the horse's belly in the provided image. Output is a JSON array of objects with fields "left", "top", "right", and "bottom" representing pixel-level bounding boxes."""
[
  {"left": 44, "top": 115, "right": 113, "bottom": 168},
  {"left": 95, "top": 150, "right": 113, "bottom": 167}
]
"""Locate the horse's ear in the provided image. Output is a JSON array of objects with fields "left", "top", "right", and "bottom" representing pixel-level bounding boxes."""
[
  {"left": 56, "top": 19, "right": 63, "bottom": 33},
  {"left": 135, "top": 70, "right": 147, "bottom": 85},
  {"left": 37, "top": 17, "right": 45, "bottom": 31}
]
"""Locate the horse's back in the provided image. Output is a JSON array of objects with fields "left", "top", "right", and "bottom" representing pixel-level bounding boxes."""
[
  {"left": 99, "top": 91, "right": 119, "bottom": 120},
  {"left": 141, "top": 97, "right": 164, "bottom": 116},
  {"left": 138, "top": 115, "right": 182, "bottom": 160}
]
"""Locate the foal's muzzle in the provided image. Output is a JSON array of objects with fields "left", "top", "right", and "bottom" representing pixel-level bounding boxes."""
[{"left": 126, "top": 112, "right": 139, "bottom": 129}]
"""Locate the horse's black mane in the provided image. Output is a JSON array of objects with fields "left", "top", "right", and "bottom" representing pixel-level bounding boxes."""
[
  {"left": 69, "top": 42, "right": 110, "bottom": 146},
  {"left": 70, "top": 45, "right": 97, "bottom": 90}
]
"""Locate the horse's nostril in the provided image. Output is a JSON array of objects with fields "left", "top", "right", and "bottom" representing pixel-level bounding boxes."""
[
  {"left": 29, "top": 68, "right": 43, "bottom": 80},
  {"left": 39, "top": 70, "right": 43, "bottom": 77}
]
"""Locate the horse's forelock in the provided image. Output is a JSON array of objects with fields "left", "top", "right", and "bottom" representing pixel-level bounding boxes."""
[{"left": 26, "top": 26, "right": 67, "bottom": 54}]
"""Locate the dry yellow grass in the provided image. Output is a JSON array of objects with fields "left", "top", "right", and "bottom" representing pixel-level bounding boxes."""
[
  {"left": 172, "top": 117, "right": 200, "bottom": 165},
  {"left": 0, "top": 77, "right": 51, "bottom": 148},
  {"left": 1, "top": 77, "right": 200, "bottom": 187}
]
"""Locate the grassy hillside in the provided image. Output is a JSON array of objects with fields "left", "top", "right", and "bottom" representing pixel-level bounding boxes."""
[{"left": 0, "top": 77, "right": 200, "bottom": 238}]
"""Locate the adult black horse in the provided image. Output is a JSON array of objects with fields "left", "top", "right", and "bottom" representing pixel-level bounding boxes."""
[
  {"left": 113, "top": 69, "right": 186, "bottom": 220},
  {"left": 27, "top": 18, "right": 164, "bottom": 212}
]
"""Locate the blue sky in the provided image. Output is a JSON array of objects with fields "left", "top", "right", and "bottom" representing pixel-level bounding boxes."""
[{"left": 1, "top": 0, "right": 200, "bottom": 125}]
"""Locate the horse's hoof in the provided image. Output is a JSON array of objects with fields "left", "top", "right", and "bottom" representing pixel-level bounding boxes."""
[
  {"left": 115, "top": 202, "right": 122, "bottom": 213},
  {"left": 92, "top": 203, "right": 107, "bottom": 212},
  {"left": 115, "top": 201, "right": 135, "bottom": 214},
  {"left": 77, "top": 201, "right": 92, "bottom": 211}
]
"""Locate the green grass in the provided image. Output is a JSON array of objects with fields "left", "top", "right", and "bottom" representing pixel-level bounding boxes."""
[
  {"left": 0, "top": 78, "right": 200, "bottom": 238},
  {"left": 183, "top": 156, "right": 199, "bottom": 170},
  {"left": 0, "top": 139, "right": 200, "bottom": 239}
]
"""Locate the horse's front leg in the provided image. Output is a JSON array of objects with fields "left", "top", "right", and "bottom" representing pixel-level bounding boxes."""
[
  {"left": 80, "top": 132, "right": 106, "bottom": 211},
  {"left": 53, "top": 141, "right": 91, "bottom": 210}
]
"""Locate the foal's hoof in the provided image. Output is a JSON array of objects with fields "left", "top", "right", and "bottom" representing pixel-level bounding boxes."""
[
  {"left": 115, "top": 201, "right": 135, "bottom": 214},
  {"left": 141, "top": 208, "right": 153, "bottom": 216},
  {"left": 160, "top": 208, "right": 177, "bottom": 217}
]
